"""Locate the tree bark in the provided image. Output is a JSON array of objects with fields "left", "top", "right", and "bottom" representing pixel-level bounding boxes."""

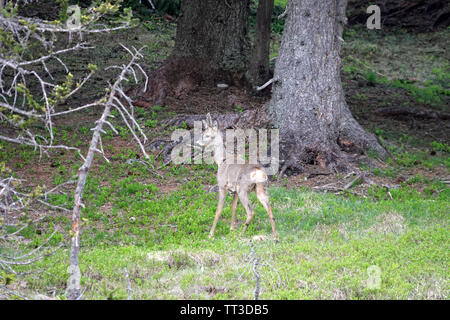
[
  {"left": 248, "top": 0, "right": 274, "bottom": 88},
  {"left": 140, "top": 0, "right": 251, "bottom": 106},
  {"left": 268, "top": 0, "right": 387, "bottom": 173}
]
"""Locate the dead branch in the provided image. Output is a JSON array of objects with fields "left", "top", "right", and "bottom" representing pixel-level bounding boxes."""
[
  {"left": 278, "top": 8, "right": 288, "bottom": 19},
  {"left": 256, "top": 78, "right": 274, "bottom": 91},
  {"left": 66, "top": 45, "right": 147, "bottom": 300},
  {"left": 251, "top": 242, "right": 261, "bottom": 300},
  {"left": 0, "top": 1, "right": 135, "bottom": 151},
  {"left": 314, "top": 171, "right": 376, "bottom": 193},
  {"left": 0, "top": 1, "right": 148, "bottom": 300},
  {"left": 124, "top": 267, "right": 133, "bottom": 300}
]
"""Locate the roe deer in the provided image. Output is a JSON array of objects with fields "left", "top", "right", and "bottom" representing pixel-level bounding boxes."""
[{"left": 196, "top": 114, "right": 278, "bottom": 241}]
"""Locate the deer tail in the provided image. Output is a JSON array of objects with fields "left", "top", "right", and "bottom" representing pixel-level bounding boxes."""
[{"left": 250, "top": 168, "right": 268, "bottom": 183}]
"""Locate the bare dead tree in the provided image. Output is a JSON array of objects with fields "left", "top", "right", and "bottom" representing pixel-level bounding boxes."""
[
  {"left": 0, "top": 172, "right": 67, "bottom": 298},
  {"left": 0, "top": 0, "right": 134, "bottom": 153},
  {"left": 238, "top": 241, "right": 284, "bottom": 300},
  {"left": 0, "top": 1, "right": 149, "bottom": 299},
  {"left": 66, "top": 45, "right": 148, "bottom": 300}
]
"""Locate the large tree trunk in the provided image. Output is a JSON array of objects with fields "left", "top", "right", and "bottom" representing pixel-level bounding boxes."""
[
  {"left": 141, "top": 0, "right": 251, "bottom": 106},
  {"left": 268, "top": 0, "right": 387, "bottom": 173},
  {"left": 248, "top": 0, "right": 274, "bottom": 88}
]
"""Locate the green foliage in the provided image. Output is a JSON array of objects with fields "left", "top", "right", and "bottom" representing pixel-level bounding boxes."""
[
  {"left": 1, "top": 271, "right": 16, "bottom": 286},
  {"left": 15, "top": 84, "right": 43, "bottom": 112},
  {"left": 391, "top": 79, "right": 448, "bottom": 106},
  {"left": 430, "top": 141, "right": 450, "bottom": 153},
  {"left": 235, "top": 105, "right": 244, "bottom": 113},
  {"left": 50, "top": 73, "right": 75, "bottom": 105},
  {"left": 354, "top": 93, "right": 368, "bottom": 101},
  {"left": 57, "top": 0, "right": 69, "bottom": 23},
  {"left": 365, "top": 70, "right": 377, "bottom": 86},
  {"left": 343, "top": 28, "right": 357, "bottom": 40},
  {"left": 270, "top": 4, "right": 286, "bottom": 34},
  {"left": 341, "top": 27, "right": 449, "bottom": 109},
  {"left": 274, "top": 0, "right": 288, "bottom": 6},
  {"left": 145, "top": 119, "right": 158, "bottom": 128},
  {"left": 0, "top": 2, "right": 19, "bottom": 19}
]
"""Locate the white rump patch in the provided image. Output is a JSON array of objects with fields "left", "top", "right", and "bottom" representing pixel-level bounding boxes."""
[{"left": 250, "top": 170, "right": 267, "bottom": 183}]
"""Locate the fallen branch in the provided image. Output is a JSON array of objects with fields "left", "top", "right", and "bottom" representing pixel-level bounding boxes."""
[
  {"left": 256, "top": 78, "right": 274, "bottom": 91},
  {"left": 306, "top": 171, "right": 331, "bottom": 179},
  {"left": 278, "top": 8, "right": 288, "bottom": 19},
  {"left": 314, "top": 171, "right": 375, "bottom": 192}
]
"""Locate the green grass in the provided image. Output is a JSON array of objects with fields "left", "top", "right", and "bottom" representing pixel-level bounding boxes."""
[
  {"left": 7, "top": 163, "right": 448, "bottom": 299},
  {"left": 341, "top": 27, "right": 450, "bottom": 109},
  {"left": 274, "top": 0, "right": 288, "bottom": 7},
  {"left": 1, "top": 92, "right": 449, "bottom": 299}
]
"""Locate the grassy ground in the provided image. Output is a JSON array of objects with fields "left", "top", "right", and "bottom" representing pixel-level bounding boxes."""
[
  {"left": 1, "top": 14, "right": 449, "bottom": 299},
  {"left": 5, "top": 164, "right": 449, "bottom": 299}
]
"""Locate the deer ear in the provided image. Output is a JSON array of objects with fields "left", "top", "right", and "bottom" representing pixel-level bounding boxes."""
[
  {"left": 206, "top": 113, "right": 212, "bottom": 126},
  {"left": 213, "top": 120, "right": 218, "bottom": 128},
  {"left": 202, "top": 119, "right": 207, "bottom": 128}
]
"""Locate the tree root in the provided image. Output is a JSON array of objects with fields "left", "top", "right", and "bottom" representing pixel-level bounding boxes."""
[
  {"left": 127, "top": 56, "right": 249, "bottom": 107},
  {"left": 163, "top": 108, "right": 270, "bottom": 130},
  {"left": 150, "top": 109, "right": 389, "bottom": 176},
  {"left": 147, "top": 109, "right": 271, "bottom": 165},
  {"left": 313, "top": 171, "right": 399, "bottom": 196}
]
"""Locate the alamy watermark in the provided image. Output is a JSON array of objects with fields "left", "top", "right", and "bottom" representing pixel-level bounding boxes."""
[
  {"left": 170, "top": 121, "right": 280, "bottom": 175},
  {"left": 366, "top": 265, "right": 382, "bottom": 289},
  {"left": 367, "top": 5, "right": 381, "bottom": 30},
  {"left": 66, "top": 5, "right": 81, "bottom": 29}
]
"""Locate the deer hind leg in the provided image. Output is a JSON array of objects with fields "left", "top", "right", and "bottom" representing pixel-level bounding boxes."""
[
  {"left": 238, "top": 189, "right": 254, "bottom": 233},
  {"left": 256, "top": 183, "right": 279, "bottom": 241},
  {"left": 209, "top": 187, "right": 226, "bottom": 238},
  {"left": 230, "top": 192, "right": 239, "bottom": 231}
]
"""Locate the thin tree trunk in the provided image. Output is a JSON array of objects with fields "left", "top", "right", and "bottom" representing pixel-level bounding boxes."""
[
  {"left": 66, "top": 51, "right": 145, "bottom": 300},
  {"left": 248, "top": 0, "right": 274, "bottom": 87},
  {"left": 268, "top": 0, "right": 386, "bottom": 173},
  {"left": 66, "top": 104, "right": 111, "bottom": 300}
]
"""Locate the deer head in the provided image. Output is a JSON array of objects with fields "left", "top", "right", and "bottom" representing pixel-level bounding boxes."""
[{"left": 196, "top": 113, "right": 220, "bottom": 148}]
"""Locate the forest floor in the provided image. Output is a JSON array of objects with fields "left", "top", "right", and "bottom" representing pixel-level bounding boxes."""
[{"left": 0, "top": 10, "right": 449, "bottom": 299}]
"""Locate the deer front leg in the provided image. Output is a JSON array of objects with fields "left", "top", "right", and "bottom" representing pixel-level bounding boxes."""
[
  {"left": 230, "top": 192, "right": 239, "bottom": 231},
  {"left": 209, "top": 187, "right": 226, "bottom": 238},
  {"left": 256, "top": 183, "right": 279, "bottom": 242}
]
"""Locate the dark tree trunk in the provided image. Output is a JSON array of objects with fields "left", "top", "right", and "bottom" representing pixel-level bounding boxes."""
[
  {"left": 248, "top": 0, "right": 274, "bottom": 88},
  {"left": 140, "top": 0, "right": 251, "bottom": 106},
  {"left": 173, "top": 0, "right": 250, "bottom": 73},
  {"left": 268, "top": 0, "right": 387, "bottom": 173}
]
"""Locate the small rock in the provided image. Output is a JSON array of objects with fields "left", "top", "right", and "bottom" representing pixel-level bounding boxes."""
[
  {"left": 217, "top": 83, "right": 229, "bottom": 89},
  {"left": 252, "top": 235, "right": 268, "bottom": 242}
]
